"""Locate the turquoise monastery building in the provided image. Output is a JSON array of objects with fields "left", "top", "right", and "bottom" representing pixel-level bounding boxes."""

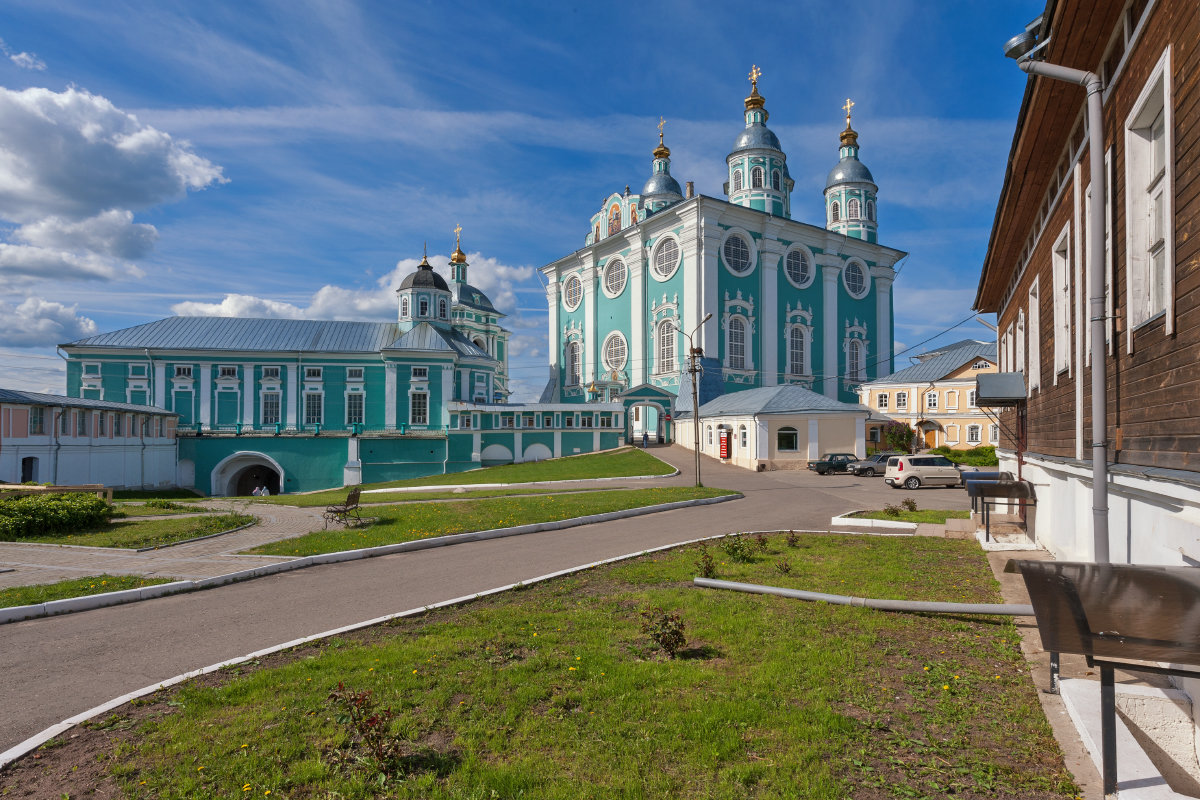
[{"left": 540, "top": 76, "right": 904, "bottom": 443}]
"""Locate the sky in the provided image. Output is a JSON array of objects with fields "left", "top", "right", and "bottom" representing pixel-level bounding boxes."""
[{"left": 0, "top": 0, "right": 1043, "bottom": 401}]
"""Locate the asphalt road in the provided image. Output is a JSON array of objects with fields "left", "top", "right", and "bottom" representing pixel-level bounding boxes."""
[{"left": 0, "top": 447, "right": 972, "bottom": 753}]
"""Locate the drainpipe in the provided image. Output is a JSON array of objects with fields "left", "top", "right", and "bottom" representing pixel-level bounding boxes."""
[{"left": 1014, "top": 57, "right": 1109, "bottom": 564}]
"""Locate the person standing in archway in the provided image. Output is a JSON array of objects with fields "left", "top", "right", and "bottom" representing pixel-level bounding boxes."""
[{"left": 642, "top": 431, "right": 649, "bottom": 449}]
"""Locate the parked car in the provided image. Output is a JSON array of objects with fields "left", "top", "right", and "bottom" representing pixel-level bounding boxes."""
[
  {"left": 847, "top": 452, "right": 902, "bottom": 477},
  {"left": 807, "top": 453, "right": 859, "bottom": 475},
  {"left": 884, "top": 455, "right": 962, "bottom": 489}
]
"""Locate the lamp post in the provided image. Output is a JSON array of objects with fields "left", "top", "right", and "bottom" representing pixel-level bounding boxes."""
[
  {"left": 681, "top": 313, "right": 712, "bottom": 487},
  {"left": 1004, "top": 27, "right": 1109, "bottom": 564}
]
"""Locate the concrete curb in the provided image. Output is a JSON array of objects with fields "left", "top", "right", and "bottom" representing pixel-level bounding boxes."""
[
  {"left": 0, "top": 493, "right": 740, "bottom": 625},
  {"left": 830, "top": 511, "right": 918, "bottom": 531},
  {"left": 0, "top": 527, "right": 741, "bottom": 770},
  {"left": 360, "top": 468, "right": 681, "bottom": 495}
]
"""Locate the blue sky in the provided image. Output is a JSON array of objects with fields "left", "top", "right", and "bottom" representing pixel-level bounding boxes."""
[{"left": 0, "top": 0, "right": 1042, "bottom": 400}]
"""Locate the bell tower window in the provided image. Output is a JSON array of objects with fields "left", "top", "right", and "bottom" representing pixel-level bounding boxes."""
[
  {"left": 732, "top": 170, "right": 743, "bottom": 192},
  {"left": 771, "top": 170, "right": 781, "bottom": 190},
  {"left": 751, "top": 166, "right": 764, "bottom": 188},
  {"left": 830, "top": 200, "right": 841, "bottom": 222},
  {"left": 848, "top": 198, "right": 861, "bottom": 219}
]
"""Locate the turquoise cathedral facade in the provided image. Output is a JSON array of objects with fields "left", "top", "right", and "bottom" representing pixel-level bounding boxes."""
[{"left": 541, "top": 74, "right": 905, "bottom": 438}]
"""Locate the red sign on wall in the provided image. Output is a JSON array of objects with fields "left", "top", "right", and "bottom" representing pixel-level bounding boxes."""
[{"left": 719, "top": 430, "right": 730, "bottom": 459}]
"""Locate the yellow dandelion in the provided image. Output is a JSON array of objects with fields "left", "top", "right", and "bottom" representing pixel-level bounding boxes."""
[
  {"left": 241, "top": 744, "right": 248, "bottom": 748},
  {"left": 942, "top": 684, "right": 949, "bottom": 690},
  {"left": 923, "top": 666, "right": 929, "bottom": 671}
]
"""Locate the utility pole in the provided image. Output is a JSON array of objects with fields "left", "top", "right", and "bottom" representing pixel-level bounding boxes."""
[{"left": 689, "top": 345, "right": 704, "bottom": 487}]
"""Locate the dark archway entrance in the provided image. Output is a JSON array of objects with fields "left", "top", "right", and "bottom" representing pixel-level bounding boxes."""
[
  {"left": 232, "top": 464, "right": 281, "bottom": 496},
  {"left": 20, "top": 456, "right": 39, "bottom": 483}
]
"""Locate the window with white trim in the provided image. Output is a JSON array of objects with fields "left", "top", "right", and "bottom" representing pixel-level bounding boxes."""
[
  {"left": 174, "top": 365, "right": 192, "bottom": 379},
  {"left": 990, "top": 424, "right": 999, "bottom": 442},
  {"left": 751, "top": 166, "right": 764, "bottom": 188},
  {"left": 400, "top": 296, "right": 409, "bottom": 317},
  {"left": 603, "top": 258, "right": 626, "bottom": 296},
  {"left": 657, "top": 320, "right": 676, "bottom": 374},
  {"left": 776, "top": 426, "right": 798, "bottom": 451},
  {"left": 304, "top": 392, "right": 323, "bottom": 425},
  {"left": 218, "top": 365, "right": 237, "bottom": 379},
  {"left": 740, "top": 425, "right": 747, "bottom": 448},
  {"left": 77, "top": 411, "right": 88, "bottom": 436},
  {"left": 262, "top": 391, "right": 281, "bottom": 425},
  {"left": 924, "top": 392, "right": 938, "bottom": 411},
  {"left": 261, "top": 366, "right": 280, "bottom": 380},
  {"left": 968, "top": 390, "right": 977, "bottom": 408},
  {"left": 565, "top": 341, "right": 582, "bottom": 386},
  {"left": 784, "top": 247, "right": 812, "bottom": 288},
  {"left": 732, "top": 170, "right": 743, "bottom": 192},
  {"left": 411, "top": 366, "right": 428, "bottom": 380},
  {"left": 848, "top": 198, "right": 860, "bottom": 219},
  {"left": 419, "top": 297, "right": 429, "bottom": 317},
  {"left": 967, "top": 425, "right": 982, "bottom": 444},
  {"left": 563, "top": 275, "right": 582, "bottom": 310},
  {"left": 830, "top": 200, "right": 840, "bottom": 222},
  {"left": 1028, "top": 279, "right": 1041, "bottom": 391},
  {"left": 843, "top": 261, "right": 868, "bottom": 299},
  {"left": 1016, "top": 309, "right": 1026, "bottom": 378},
  {"left": 305, "top": 367, "right": 323, "bottom": 381},
  {"left": 410, "top": 392, "right": 428, "bottom": 426},
  {"left": 727, "top": 316, "right": 746, "bottom": 370},
  {"left": 877, "top": 393, "right": 889, "bottom": 410},
  {"left": 1125, "top": 47, "right": 1172, "bottom": 334},
  {"left": 29, "top": 407, "right": 45, "bottom": 435},
  {"left": 1052, "top": 228, "right": 1071, "bottom": 374},
  {"left": 346, "top": 392, "right": 364, "bottom": 425},
  {"left": 896, "top": 392, "right": 908, "bottom": 411},
  {"left": 866, "top": 199, "right": 875, "bottom": 221},
  {"left": 652, "top": 237, "right": 680, "bottom": 278},
  {"left": 722, "top": 234, "right": 752, "bottom": 274},
  {"left": 846, "top": 339, "right": 865, "bottom": 381},
  {"left": 347, "top": 367, "right": 364, "bottom": 381},
  {"left": 788, "top": 327, "right": 806, "bottom": 376},
  {"left": 771, "top": 170, "right": 781, "bottom": 190},
  {"left": 603, "top": 333, "right": 627, "bottom": 371},
  {"left": 439, "top": 297, "right": 447, "bottom": 318}
]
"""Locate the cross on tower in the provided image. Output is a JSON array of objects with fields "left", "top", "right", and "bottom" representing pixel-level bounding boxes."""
[
  {"left": 454, "top": 223, "right": 462, "bottom": 247},
  {"left": 657, "top": 116, "right": 665, "bottom": 141},
  {"left": 749, "top": 65, "right": 761, "bottom": 87},
  {"left": 843, "top": 97, "right": 855, "bottom": 126}
]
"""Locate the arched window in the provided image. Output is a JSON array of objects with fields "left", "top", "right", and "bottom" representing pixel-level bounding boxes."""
[
  {"left": 830, "top": 200, "right": 841, "bottom": 222},
  {"left": 722, "top": 234, "right": 751, "bottom": 274},
  {"left": 707, "top": 425, "right": 713, "bottom": 445},
  {"left": 732, "top": 170, "right": 743, "bottom": 192},
  {"left": 866, "top": 199, "right": 875, "bottom": 221},
  {"left": 847, "top": 340, "right": 865, "bottom": 380},
  {"left": 739, "top": 425, "right": 748, "bottom": 448},
  {"left": 848, "top": 198, "right": 861, "bottom": 219},
  {"left": 474, "top": 337, "right": 487, "bottom": 353},
  {"left": 728, "top": 317, "right": 746, "bottom": 370},
  {"left": 418, "top": 297, "right": 429, "bottom": 317},
  {"left": 604, "top": 258, "right": 627, "bottom": 296},
  {"left": 653, "top": 237, "right": 680, "bottom": 278},
  {"left": 843, "top": 261, "right": 868, "bottom": 298},
  {"left": 438, "top": 297, "right": 447, "bottom": 318},
  {"left": 400, "top": 296, "right": 409, "bottom": 317},
  {"left": 608, "top": 205, "right": 621, "bottom": 236},
  {"left": 603, "top": 333, "right": 627, "bottom": 371},
  {"left": 565, "top": 342, "right": 581, "bottom": 386},
  {"left": 771, "top": 170, "right": 781, "bottom": 191},
  {"left": 789, "top": 327, "right": 806, "bottom": 375},
  {"left": 785, "top": 248, "right": 811, "bottom": 287},
  {"left": 751, "top": 166, "right": 764, "bottom": 188},
  {"left": 657, "top": 320, "right": 676, "bottom": 374}
]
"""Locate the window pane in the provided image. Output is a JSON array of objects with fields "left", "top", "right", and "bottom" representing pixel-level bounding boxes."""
[{"left": 728, "top": 318, "right": 745, "bottom": 369}]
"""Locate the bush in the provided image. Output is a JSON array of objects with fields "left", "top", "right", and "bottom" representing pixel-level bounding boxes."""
[
  {"left": 930, "top": 445, "right": 999, "bottom": 467},
  {"left": 639, "top": 606, "right": 686, "bottom": 658},
  {"left": 721, "top": 536, "right": 754, "bottom": 563},
  {"left": 694, "top": 544, "right": 717, "bottom": 579},
  {"left": 0, "top": 493, "right": 115, "bottom": 540},
  {"left": 901, "top": 498, "right": 918, "bottom": 512}
]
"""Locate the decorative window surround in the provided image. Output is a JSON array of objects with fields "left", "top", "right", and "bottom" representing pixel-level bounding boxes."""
[
  {"left": 784, "top": 303, "right": 814, "bottom": 386},
  {"left": 722, "top": 290, "right": 757, "bottom": 380},
  {"left": 842, "top": 319, "right": 869, "bottom": 388}
]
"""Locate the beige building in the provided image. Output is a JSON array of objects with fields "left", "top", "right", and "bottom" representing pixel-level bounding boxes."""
[
  {"left": 673, "top": 384, "right": 869, "bottom": 471},
  {"left": 857, "top": 340, "right": 998, "bottom": 450}
]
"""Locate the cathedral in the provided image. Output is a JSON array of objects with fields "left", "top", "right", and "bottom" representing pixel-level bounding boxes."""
[{"left": 540, "top": 69, "right": 905, "bottom": 440}]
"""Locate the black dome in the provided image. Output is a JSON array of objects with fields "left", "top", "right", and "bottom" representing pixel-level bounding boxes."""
[{"left": 399, "top": 261, "right": 449, "bottom": 291}]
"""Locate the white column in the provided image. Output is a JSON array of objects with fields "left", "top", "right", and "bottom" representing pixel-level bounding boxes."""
[
  {"left": 679, "top": 207, "right": 701, "bottom": 355},
  {"left": 384, "top": 364, "right": 397, "bottom": 429},
  {"left": 854, "top": 416, "right": 866, "bottom": 458},
  {"left": 286, "top": 365, "right": 299, "bottom": 429},
  {"left": 756, "top": 419, "right": 768, "bottom": 461},
  {"left": 583, "top": 265, "right": 597, "bottom": 384},
  {"left": 199, "top": 366, "right": 212, "bottom": 429},
  {"left": 471, "top": 431, "right": 481, "bottom": 461},
  {"left": 593, "top": 430, "right": 600, "bottom": 451},
  {"left": 153, "top": 363, "right": 166, "bottom": 407},
  {"left": 242, "top": 364, "right": 255, "bottom": 423},
  {"left": 871, "top": 267, "right": 894, "bottom": 378},
  {"left": 343, "top": 437, "right": 361, "bottom": 486},
  {"left": 821, "top": 263, "right": 841, "bottom": 398},
  {"left": 459, "top": 369, "right": 469, "bottom": 402},
  {"left": 700, "top": 223, "right": 722, "bottom": 357},
  {"left": 760, "top": 239, "right": 783, "bottom": 387},
  {"left": 807, "top": 418, "right": 820, "bottom": 460},
  {"left": 553, "top": 431, "right": 562, "bottom": 458},
  {"left": 441, "top": 368, "right": 454, "bottom": 427},
  {"left": 514, "top": 431, "right": 523, "bottom": 462},
  {"left": 630, "top": 252, "right": 646, "bottom": 386},
  {"left": 545, "top": 280, "right": 560, "bottom": 380}
]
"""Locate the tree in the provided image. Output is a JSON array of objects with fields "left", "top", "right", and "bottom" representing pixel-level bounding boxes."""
[{"left": 881, "top": 422, "right": 917, "bottom": 453}]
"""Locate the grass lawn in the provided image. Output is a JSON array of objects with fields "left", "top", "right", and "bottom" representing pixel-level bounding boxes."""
[
  {"left": 263, "top": 485, "right": 613, "bottom": 508},
  {"left": 115, "top": 502, "right": 215, "bottom": 517},
  {"left": 111, "top": 489, "right": 204, "bottom": 501},
  {"left": 8, "top": 534, "right": 1077, "bottom": 798},
  {"left": 0, "top": 574, "right": 174, "bottom": 609},
  {"left": 850, "top": 509, "right": 971, "bottom": 525},
  {"left": 248, "top": 487, "right": 734, "bottom": 557},
  {"left": 8, "top": 512, "right": 255, "bottom": 549}
]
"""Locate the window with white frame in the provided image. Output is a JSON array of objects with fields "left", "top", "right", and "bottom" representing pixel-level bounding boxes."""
[
  {"left": 1028, "top": 279, "right": 1041, "bottom": 391},
  {"left": 706, "top": 425, "right": 712, "bottom": 445},
  {"left": 262, "top": 391, "right": 281, "bottom": 425},
  {"left": 564, "top": 414, "right": 574, "bottom": 428},
  {"left": 1016, "top": 310, "right": 1026, "bottom": 378},
  {"left": 990, "top": 424, "right": 999, "bottom": 442},
  {"left": 877, "top": 393, "right": 889, "bottom": 410},
  {"left": 419, "top": 297, "right": 429, "bottom": 317},
  {"left": 967, "top": 425, "right": 982, "bottom": 444},
  {"left": 896, "top": 392, "right": 908, "bottom": 411},
  {"left": 657, "top": 320, "right": 676, "bottom": 374},
  {"left": 843, "top": 260, "right": 868, "bottom": 299},
  {"left": 113, "top": 414, "right": 122, "bottom": 437},
  {"left": 603, "top": 332, "right": 627, "bottom": 371},
  {"left": 305, "top": 367, "right": 322, "bottom": 381},
  {"left": 776, "top": 426, "right": 798, "bottom": 451},
  {"left": 565, "top": 341, "right": 582, "bottom": 386},
  {"left": 739, "top": 425, "right": 747, "bottom": 448},
  {"left": 346, "top": 392, "right": 364, "bottom": 425},
  {"left": 439, "top": 297, "right": 447, "bottom": 318},
  {"left": 866, "top": 199, "right": 875, "bottom": 221},
  {"left": 563, "top": 275, "right": 582, "bottom": 310},
  {"left": 603, "top": 258, "right": 627, "bottom": 296},
  {"left": 400, "top": 296, "right": 409, "bottom": 317},
  {"left": 410, "top": 392, "right": 428, "bottom": 426},
  {"left": 830, "top": 200, "right": 840, "bottom": 222},
  {"left": 846, "top": 339, "right": 865, "bottom": 381},
  {"left": 925, "top": 392, "right": 938, "bottom": 411},
  {"left": 77, "top": 411, "right": 88, "bottom": 436},
  {"left": 1125, "top": 47, "right": 1172, "bottom": 334},
  {"left": 788, "top": 326, "right": 806, "bottom": 376},
  {"left": 771, "top": 170, "right": 781, "bottom": 190},
  {"left": 218, "top": 365, "right": 237, "bottom": 379},
  {"left": 727, "top": 317, "right": 746, "bottom": 370},
  {"left": 459, "top": 412, "right": 473, "bottom": 429},
  {"left": 968, "top": 389, "right": 977, "bottom": 408},
  {"left": 411, "top": 366, "right": 428, "bottom": 380},
  {"left": 304, "top": 392, "right": 323, "bottom": 425},
  {"left": 29, "top": 407, "right": 45, "bottom": 435},
  {"left": 848, "top": 198, "right": 861, "bottom": 219},
  {"left": 174, "top": 365, "right": 192, "bottom": 379},
  {"left": 59, "top": 409, "right": 69, "bottom": 435},
  {"left": 751, "top": 166, "right": 764, "bottom": 188},
  {"left": 732, "top": 170, "right": 743, "bottom": 192},
  {"left": 98, "top": 412, "right": 106, "bottom": 436},
  {"left": 652, "top": 236, "right": 680, "bottom": 278},
  {"left": 347, "top": 367, "right": 364, "bottom": 381},
  {"left": 1052, "top": 228, "right": 1071, "bottom": 374},
  {"left": 784, "top": 246, "right": 813, "bottom": 288},
  {"left": 261, "top": 366, "right": 280, "bottom": 380}
]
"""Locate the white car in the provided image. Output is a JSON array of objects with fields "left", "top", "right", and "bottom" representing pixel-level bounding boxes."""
[{"left": 884, "top": 455, "right": 962, "bottom": 489}]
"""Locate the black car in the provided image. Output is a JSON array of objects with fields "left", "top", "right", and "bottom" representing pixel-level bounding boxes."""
[
  {"left": 807, "top": 453, "right": 859, "bottom": 475},
  {"left": 847, "top": 451, "right": 902, "bottom": 477}
]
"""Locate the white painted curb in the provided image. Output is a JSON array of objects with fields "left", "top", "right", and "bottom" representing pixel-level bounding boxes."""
[
  {"left": 360, "top": 469, "right": 681, "bottom": 495},
  {"left": 0, "top": 528, "right": 737, "bottom": 770},
  {"left": 830, "top": 511, "right": 917, "bottom": 531},
  {"left": 0, "top": 493, "right": 739, "bottom": 625}
]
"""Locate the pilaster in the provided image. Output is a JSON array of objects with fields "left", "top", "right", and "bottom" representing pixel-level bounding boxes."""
[
  {"left": 871, "top": 265, "right": 895, "bottom": 378},
  {"left": 384, "top": 363, "right": 397, "bottom": 429},
  {"left": 820, "top": 262, "right": 841, "bottom": 398},
  {"left": 759, "top": 232, "right": 785, "bottom": 387},
  {"left": 199, "top": 366, "right": 212, "bottom": 429},
  {"left": 626, "top": 228, "right": 646, "bottom": 386},
  {"left": 287, "top": 365, "right": 298, "bottom": 429},
  {"left": 242, "top": 364, "right": 255, "bottom": 423}
]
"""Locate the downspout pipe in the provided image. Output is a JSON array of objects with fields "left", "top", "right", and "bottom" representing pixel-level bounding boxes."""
[
  {"left": 695, "top": 578, "right": 1035, "bottom": 616},
  {"left": 1016, "top": 58, "right": 1109, "bottom": 564}
]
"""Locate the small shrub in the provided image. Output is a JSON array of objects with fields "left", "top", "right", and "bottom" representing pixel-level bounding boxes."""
[
  {"left": 754, "top": 533, "right": 769, "bottom": 552},
  {"left": 0, "top": 493, "right": 115, "bottom": 540},
  {"left": 721, "top": 536, "right": 754, "bottom": 563},
  {"left": 695, "top": 544, "right": 717, "bottom": 579},
  {"left": 639, "top": 606, "right": 686, "bottom": 658},
  {"left": 882, "top": 503, "right": 904, "bottom": 517},
  {"left": 785, "top": 530, "right": 799, "bottom": 548},
  {"left": 144, "top": 499, "right": 191, "bottom": 511},
  {"left": 328, "top": 683, "right": 404, "bottom": 769},
  {"left": 901, "top": 498, "right": 918, "bottom": 512},
  {"left": 775, "top": 559, "right": 793, "bottom": 576}
]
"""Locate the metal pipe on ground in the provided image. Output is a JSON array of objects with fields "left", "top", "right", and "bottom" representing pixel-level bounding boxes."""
[{"left": 694, "top": 577, "right": 1034, "bottom": 616}]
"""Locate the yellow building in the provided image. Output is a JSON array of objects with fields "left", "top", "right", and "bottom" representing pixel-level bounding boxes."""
[{"left": 857, "top": 340, "right": 998, "bottom": 450}]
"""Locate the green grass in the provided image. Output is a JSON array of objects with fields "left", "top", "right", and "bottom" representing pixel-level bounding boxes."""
[
  {"left": 111, "top": 489, "right": 204, "bottom": 501},
  {"left": 10, "top": 512, "right": 255, "bottom": 549},
  {"left": 115, "top": 502, "right": 215, "bottom": 517},
  {"left": 249, "top": 487, "right": 735, "bottom": 556},
  {"left": 0, "top": 574, "right": 173, "bottom": 609},
  {"left": 261, "top": 485, "right": 613, "bottom": 508},
  {"left": 850, "top": 509, "right": 971, "bottom": 524},
  {"left": 63, "top": 534, "right": 1076, "bottom": 799}
]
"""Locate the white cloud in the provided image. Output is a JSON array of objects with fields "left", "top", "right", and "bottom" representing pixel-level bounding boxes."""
[
  {"left": 15, "top": 210, "right": 159, "bottom": 259},
  {"left": 0, "top": 297, "right": 97, "bottom": 347},
  {"left": 0, "top": 38, "right": 46, "bottom": 71},
  {"left": 0, "top": 243, "right": 141, "bottom": 287}
]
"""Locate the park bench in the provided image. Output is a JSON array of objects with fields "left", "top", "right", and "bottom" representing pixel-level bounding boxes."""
[{"left": 323, "top": 487, "right": 362, "bottom": 529}]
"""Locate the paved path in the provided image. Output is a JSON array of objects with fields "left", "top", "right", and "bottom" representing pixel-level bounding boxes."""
[{"left": 0, "top": 447, "right": 971, "bottom": 753}]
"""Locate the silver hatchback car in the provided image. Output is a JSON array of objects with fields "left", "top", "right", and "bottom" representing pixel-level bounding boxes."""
[{"left": 884, "top": 455, "right": 962, "bottom": 489}]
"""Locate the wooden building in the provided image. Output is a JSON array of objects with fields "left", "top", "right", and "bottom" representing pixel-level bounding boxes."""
[{"left": 974, "top": 0, "right": 1199, "bottom": 566}]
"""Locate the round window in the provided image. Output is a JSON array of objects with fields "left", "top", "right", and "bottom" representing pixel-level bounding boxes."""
[
  {"left": 604, "top": 258, "right": 627, "bottom": 296},
  {"left": 722, "top": 234, "right": 751, "bottom": 274},
  {"left": 785, "top": 248, "right": 812, "bottom": 288},
  {"left": 603, "top": 333, "right": 627, "bottom": 370},
  {"left": 653, "top": 237, "right": 680, "bottom": 279},
  {"left": 843, "top": 261, "right": 869, "bottom": 298},
  {"left": 563, "top": 275, "right": 582, "bottom": 310}
]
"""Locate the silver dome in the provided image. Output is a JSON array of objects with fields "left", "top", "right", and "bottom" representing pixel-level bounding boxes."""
[
  {"left": 825, "top": 158, "right": 876, "bottom": 190},
  {"left": 399, "top": 265, "right": 449, "bottom": 291},
  {"left": 731, "top": 124, "right": 782, "bottom": 153},
  {"left": 642, "top": 172, "right": 683, "bottom": 198},
  {"left": 454, "top": 282, "right": 497, "bottom": 312}
]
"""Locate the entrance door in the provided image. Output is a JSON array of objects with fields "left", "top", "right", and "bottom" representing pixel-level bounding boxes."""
[
  {"left": 924, "top": 428, "right": 937, "bottom": 448},
  {"left": 20, "top": 457, "right": 38, "bottom": 483}
]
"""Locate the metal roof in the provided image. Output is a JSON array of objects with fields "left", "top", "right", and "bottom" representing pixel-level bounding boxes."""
[
  {"left": 697, "top": 385, "right": 870, "bottom": 417},
  {"left": 0, "top": 388, "right": 176, "bottom": 415},
  {"left": 976, "top": 373, "right": 1028, "bottom": 406},
  {"left": 386, "top": 323, "right": 494, "bottom": 361},
  {"left": 63, "top": 317, "right": 401, "bottom": 353},
  {"left": 871, "top": 340, "right": 996, "bottom": 385}
]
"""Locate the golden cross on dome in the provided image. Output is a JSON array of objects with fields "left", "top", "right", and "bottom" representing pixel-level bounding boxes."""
[
  {"left": 842, "top": 97, "right": 855, "bottom": 125},
  {"left": 454, "top": 223, "right": 462, "bottom": 246},
  {"left": 658, "top": 116, "right": 665, "bottom": 136},
  {"left": 749, "top": 65, "right": 762, "bottom": 88}
]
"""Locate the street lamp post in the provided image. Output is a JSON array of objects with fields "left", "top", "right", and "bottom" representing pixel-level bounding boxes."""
[{"left": 681, "top": 313, "right": 712, "bottom": 488}]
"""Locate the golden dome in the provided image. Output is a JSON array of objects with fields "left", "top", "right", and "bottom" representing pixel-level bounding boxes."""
[
  {"left": 450, "top": 223, "right": 467, "bottom": 264},
  {"left": 744, "top": 64, "right": 768, "bottom": 120}
]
